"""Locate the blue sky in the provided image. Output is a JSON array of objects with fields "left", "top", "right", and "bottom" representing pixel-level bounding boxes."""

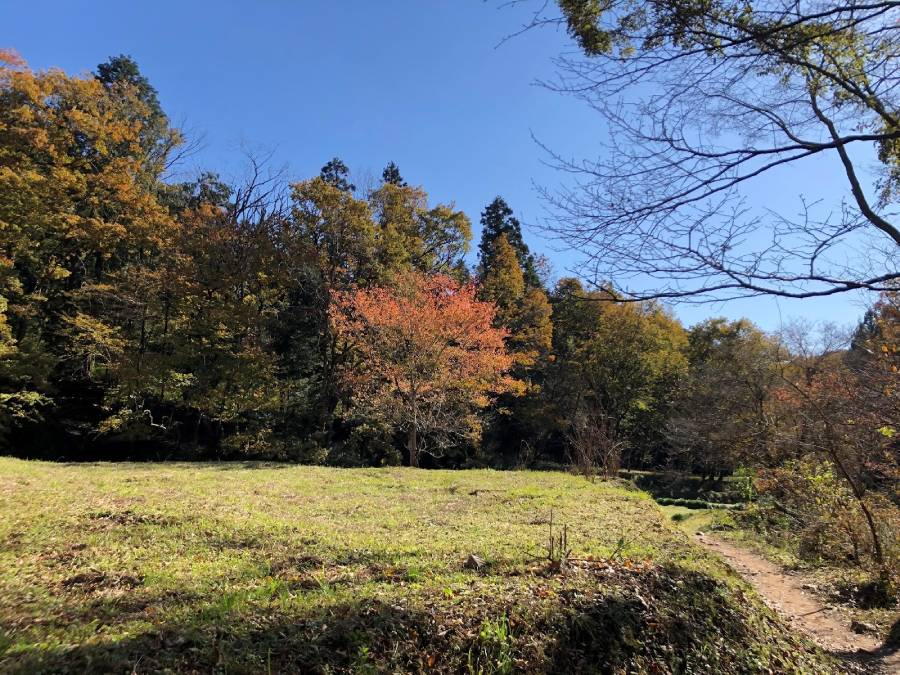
[{"left": 3, "top": 1, "right": 874, "bottom": 332}]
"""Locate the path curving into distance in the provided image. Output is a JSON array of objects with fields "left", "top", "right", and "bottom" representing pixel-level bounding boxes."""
[{"left": 695, "top": 533, "right": 899, "bottom": 674}]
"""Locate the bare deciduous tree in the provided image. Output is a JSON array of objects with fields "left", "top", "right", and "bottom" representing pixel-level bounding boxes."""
[
  {"left": 517, "top": 1, "right": 900, "bottom": 300},
  {"left": 566, "top": 402, "right": 626, "bottom": 477}
]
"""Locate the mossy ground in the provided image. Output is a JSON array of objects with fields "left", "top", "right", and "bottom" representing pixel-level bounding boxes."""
[{"left": 0, "top": 459, "right": 844, "bottom": 673}]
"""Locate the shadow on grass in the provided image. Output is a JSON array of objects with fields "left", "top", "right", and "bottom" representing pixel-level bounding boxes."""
[
  {"left": 1, "top": 599, "right": 443, "bottom": 674},
  {"left": 542, "top": 565, "right": 812, "bottom": 673},
  {"left": 199, "top": 461, "right": 294, "bottom": 471},
  {"left": 0, "top": 565, "right": 837, "bottom": 674}
]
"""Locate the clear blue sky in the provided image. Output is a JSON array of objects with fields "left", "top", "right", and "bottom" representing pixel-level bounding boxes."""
[{"left": 3, "top": 1, "right": 873, "bottom": 332}]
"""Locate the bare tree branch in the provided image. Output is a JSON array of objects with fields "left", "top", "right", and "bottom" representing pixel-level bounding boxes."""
[{"left": 518, "top": 0, "right": 900, "bottom": 300}]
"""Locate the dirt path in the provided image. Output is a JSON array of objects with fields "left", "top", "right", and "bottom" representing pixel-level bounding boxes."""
[{"left": 695, "top": 533, "right": 899, "bottom": 673}]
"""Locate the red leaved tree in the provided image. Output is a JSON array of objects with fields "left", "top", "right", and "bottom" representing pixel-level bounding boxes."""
[{"left": 330, "top": 271, "right": 519, "bottom": 467}]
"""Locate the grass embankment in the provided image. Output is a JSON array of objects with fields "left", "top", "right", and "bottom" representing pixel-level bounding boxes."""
[{"left": 0, "top": 459, "right": 844, "bottom": 673}]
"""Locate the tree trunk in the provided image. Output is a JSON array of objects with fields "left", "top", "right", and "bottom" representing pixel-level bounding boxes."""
[
  {"left": 407, "top": 426, "right": 419, "bottom": 468},
  {"left": 825, "top": 422, "right": 884, "bottom": 565},
  {"left": 408, "top": 387, "right": 419, "bottom": 468}
]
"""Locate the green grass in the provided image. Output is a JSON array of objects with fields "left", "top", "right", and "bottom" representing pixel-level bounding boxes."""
[
  {"left": 660, "top": 505, "right": 739, "bottom": 532},
  {"left": 654, "top": 497, "right": 744, "bottom": 510},
  {"left": 0, "top": 459, "right": 843, "bottom": 673}
]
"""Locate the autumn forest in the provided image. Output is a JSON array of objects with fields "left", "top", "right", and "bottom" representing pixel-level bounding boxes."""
[{"left": 1, "top": 1, "right": 899, "bottom": 671}]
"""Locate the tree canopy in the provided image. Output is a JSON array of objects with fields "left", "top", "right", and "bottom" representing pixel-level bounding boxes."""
[
  {"left": 478, "top": 197, "right": 540, "bottom": 289},
  {"left": 330, "top": 271, "right": 517, "bottom": 467}
]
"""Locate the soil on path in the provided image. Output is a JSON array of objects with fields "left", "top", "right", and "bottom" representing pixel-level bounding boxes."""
[{"left": 695, "top": 533, "right": 899, "bottom": 674}]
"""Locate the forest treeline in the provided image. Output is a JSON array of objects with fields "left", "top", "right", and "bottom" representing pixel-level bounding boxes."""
[{"left": 0, "top": 50, "right": 895, "bottom": 472}]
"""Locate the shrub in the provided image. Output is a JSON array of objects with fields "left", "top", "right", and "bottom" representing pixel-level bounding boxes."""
[{"left": 750, "top": 458, "right": 898, "bottom": 570}]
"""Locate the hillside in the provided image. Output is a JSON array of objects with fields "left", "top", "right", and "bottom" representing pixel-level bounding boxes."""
[{"left": 0, "top": 460, "right": 845, "bottom": 673}]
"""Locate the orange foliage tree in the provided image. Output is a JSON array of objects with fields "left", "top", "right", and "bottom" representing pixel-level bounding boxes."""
[{"left": 330, "top": 271, "right": 518, "bottom": 467}]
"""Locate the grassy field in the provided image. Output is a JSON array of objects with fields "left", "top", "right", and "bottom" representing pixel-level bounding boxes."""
[{"left": 0, "top": 459, "right": 845, "bottom": 673}]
